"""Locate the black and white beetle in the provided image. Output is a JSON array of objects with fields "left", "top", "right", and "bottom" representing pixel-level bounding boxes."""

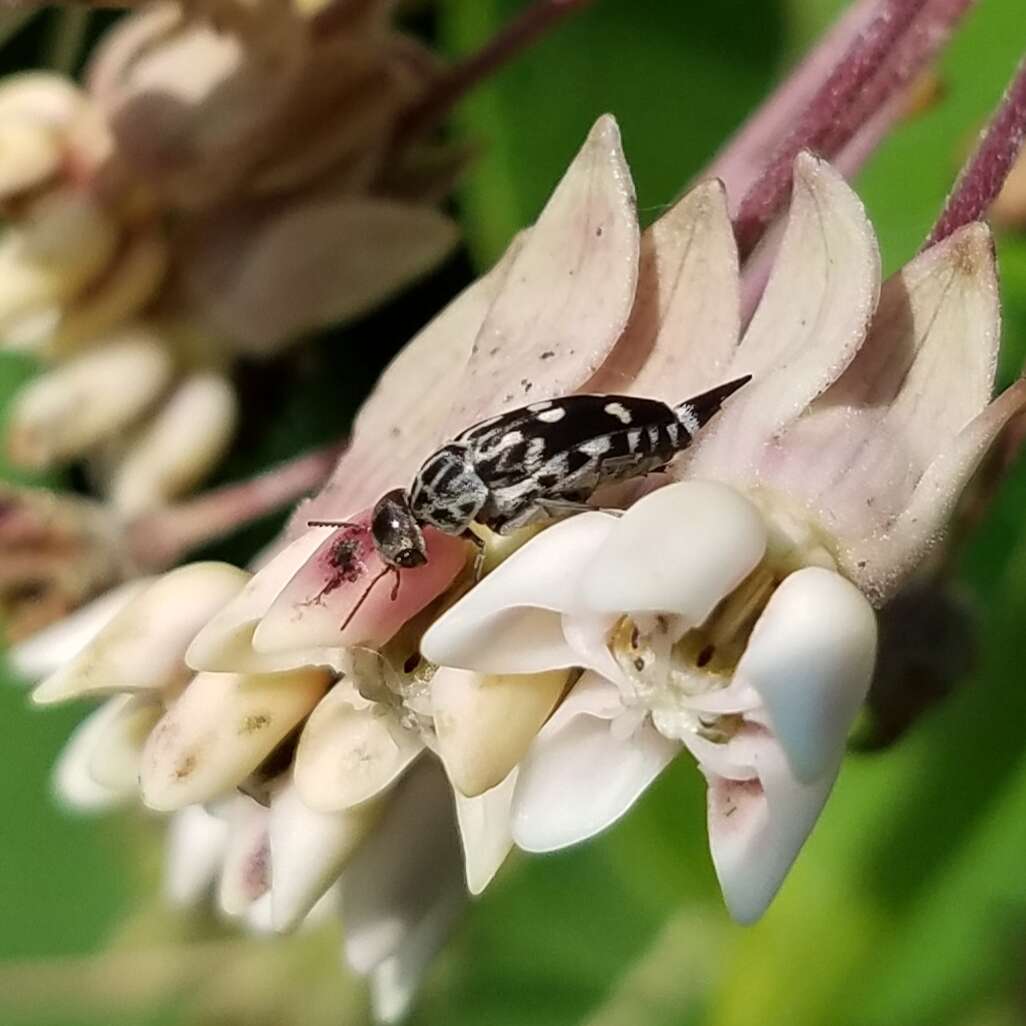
[{"left": 312, "top": 374, "right": 750, "bottom": 624}]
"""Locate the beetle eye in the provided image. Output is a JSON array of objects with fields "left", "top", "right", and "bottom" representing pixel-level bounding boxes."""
[{"left": 397, "top": 548, "right": 426, "bottom": 569}]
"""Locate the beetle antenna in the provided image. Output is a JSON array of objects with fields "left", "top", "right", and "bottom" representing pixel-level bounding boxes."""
[
  {"left": 340, "top": 565, "right": 390, "bottom": 631},
  {"left": 309, "top": 519, "right": 364, "bottom": 530},
  {"left": 339, "top": 566, "right": 403, "bottom": 632}
]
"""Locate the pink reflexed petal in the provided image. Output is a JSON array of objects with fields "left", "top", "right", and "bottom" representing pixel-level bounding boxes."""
[
  {"left": 446, "top": 115, "right": 639, "bottom": 428},
  {"left": 761, "top": 224, "right": 1002, "bottom": 559},
  {"left": 253, "top": 510, "right": 468, "bottom": 654},
  {"left": 295, "top": 241, "right": 520, "bottom": 528},
  {"left": 420, "top": 512, "right": 618, "bottom": 674},
  {"left": 696, "top": 727, "right": 838, "bottom": 924},
  {"left": 588, "top": 179, "right": 740, "bottom": 398},
  {"left": 845, "top": 377, "right": 1026, "bottom": 604},
  {"left": 511, "top": 673, "right": 680, "bottom": 852},
  {"left": 217, "top": 795, "right": 271, "bottom": 918},
  {"left": 734, "top": 567, "right": 876, "bottom": 782},
  {"left": 689, "top": 153, "right": 880, "bottom": 480}
]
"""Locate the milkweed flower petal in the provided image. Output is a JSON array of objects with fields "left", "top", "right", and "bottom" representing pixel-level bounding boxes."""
[
  {"left": 293, "top": 676, "right": 424, "bottom": 812},
  {"left": 697, "top": 726, "right": 838, "bottom": 924},
  {"left": 186, "top": 529, "right": 335, "bottom": 674},
  {"left": 511, "top": 673, "right": 680, "bottom": 852},
  {"left": 446, "top": 114, "right": 640, "bottom": 428},
  {"left": 253, "top": 514, "right": 467, "bottom": 654},
  {"left": 431, "top": 666, "right": 568, "bottom": 797},
  {"left": 689, "top": 153, "right": 881, "bottom": 476},
  {"left": 164, "top": 804, "right": 231, "bottom": 908},
  {"left": 7, "top": 329, "right": 173, "bottom": 469},
  {"left": 34, "top": 561, "right": 248, "bottom": 704},
  {"left": 109, "top": 372, "right": 238, "bottom": 516},
  {"left": 578, "top": 480, "right": 767, "bottom": 623},
  {"left": 268, "top": 778, "right": 383, "bottom": 933},
  {"left": 734, "top": 567, "right": 876, "bottom": 782},
  {"left": 140, "top": 667, "right": 329, "bottom": 811},
  {"left": 597, "top": 178, "right": 740, "bottom": 399},
  {"left": 420, "top": 512, "right": 618, "bottom": 674},
  {"left": 452, "top": 770, "right": 518, "bottom": 895}
]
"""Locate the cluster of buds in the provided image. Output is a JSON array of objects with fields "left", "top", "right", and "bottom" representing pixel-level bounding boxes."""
[
  {"left": 31, "top": 85, "right": 1026, "bottom": 1016},
  {"left": 0, "top": 0, "right": 463, "bottom": 515}
]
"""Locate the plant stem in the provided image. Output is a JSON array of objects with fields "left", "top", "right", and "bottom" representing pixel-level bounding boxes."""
[
  {"left": 707, "top": 0, "right": 882, "bottom": 212},
  {"left": 733, "top": 0, "right": 929, "bottom": 259},
  {"left": 396, "top": 0, "right": 593, "bottom": 143},
  {"left": 127, "top": 443, "right": 342, "bottom": 570},
  {"left": 926, "top": 55, "right": 1026, "bottom": 247}
]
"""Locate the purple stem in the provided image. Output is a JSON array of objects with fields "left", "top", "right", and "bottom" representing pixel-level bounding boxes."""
[
  {"left": 707, "top": 0, "right": 882, "bottom": 212},
  {"left": 127, "top": 443, "right": 343, "bottom": 570},
  {"left": 737, "top": 0, "right": 975, "bottom": 323},
  {"left": 819, "top": 0, "right": 974, "bottom": 160},
  {"left": 733, "top": 0, "right": 929, "bottom": 259},
  {"left": 926, "top": 55, "right": 1026, "bottom": 247},
  {"left": 396, "top": 0, "right": 594, "bottom": 144}
]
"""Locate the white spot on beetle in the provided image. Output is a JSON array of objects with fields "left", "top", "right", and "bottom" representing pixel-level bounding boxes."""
[
  {"left": 604, "top": 402, "right": 632, "bottom": 424},
  {"left": 537, "top": 407, "right": 565, "bottom": 424}
]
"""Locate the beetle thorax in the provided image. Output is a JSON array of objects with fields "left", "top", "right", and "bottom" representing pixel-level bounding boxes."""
[{"left": 409, "top": 443, "right": 488, "bottom": 534}]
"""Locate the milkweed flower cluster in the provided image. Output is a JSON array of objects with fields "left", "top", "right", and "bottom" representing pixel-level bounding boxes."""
[
  {"left": 31, "top": 101, "right": 1026, "bottom": 1019},
  {"left": 0, "top": 0, "right": 461, "bottom": 515}
]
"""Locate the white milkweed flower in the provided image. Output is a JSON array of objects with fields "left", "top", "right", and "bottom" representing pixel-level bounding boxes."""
[
  {"left": 28, "top": 102, "right": 1026, "bottom": 1018},
  {"left": 415, "top": 123, "right": 1026, "bottom": 921}
]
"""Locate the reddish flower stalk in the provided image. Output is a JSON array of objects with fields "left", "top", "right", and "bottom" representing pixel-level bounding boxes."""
[
  {"left": 396, "top": 0, "right": 594, "bottom": 144},
  {"left": 738, "top": 0, "right": 974, "bottom": 323},
  {"left": 707, "top": 0, "right": 882, "bottom": 210},
  {"left": 926, "top": 55, "right": 1026, "bottom": 247},
  {"left": 127, "top": 443, "right": 344, "bottom": 570},
  {"left": 732, "top": 0, "right": 929, "bottom": 258}
]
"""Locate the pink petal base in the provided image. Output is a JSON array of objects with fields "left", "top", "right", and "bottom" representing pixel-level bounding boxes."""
[{"left": 253, "top": 511, "right": 469, "bottom": 653}]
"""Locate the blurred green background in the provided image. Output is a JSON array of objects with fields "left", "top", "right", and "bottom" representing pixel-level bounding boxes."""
[{"left": 4, "top": 0, "right": 1026, "bottom": 1024}]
